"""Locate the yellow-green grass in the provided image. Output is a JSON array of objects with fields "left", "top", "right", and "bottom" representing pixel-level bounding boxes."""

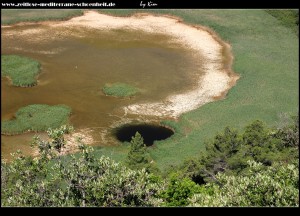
[
  {"left": 1, "top": 55, "right": 41, "bottom": 87},
  {"left": 102, "top": 83, "right": 139, "bottom": 97},
  {"left": 1, "top": 9, "right": 83, "bottom": 25},
  {"left": 1, "top": 104, "right": 72, "bottom": 135},
  {"left": 2, "top": 10, "right": 299, "bottom": 171}
]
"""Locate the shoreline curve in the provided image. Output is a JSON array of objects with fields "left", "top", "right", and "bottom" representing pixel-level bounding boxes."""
[
  {"left": 4, "top": 10, "right": 239, "bottom": 119},
  {"left": 56, "top": 11, "right": 239, "bottom": 118}
]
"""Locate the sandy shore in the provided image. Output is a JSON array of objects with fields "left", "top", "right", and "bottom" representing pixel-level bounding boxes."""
[
  {"left": 4, "top": 11, "right": 238, "bottom": 119},
  {"left": 52, "top": 11, "right": 238, "bottom": 118}
]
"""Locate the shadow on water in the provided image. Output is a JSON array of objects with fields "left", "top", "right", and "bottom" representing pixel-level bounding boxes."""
[{"left": 114, "top": 124, "right": 174, "bottom": 146}]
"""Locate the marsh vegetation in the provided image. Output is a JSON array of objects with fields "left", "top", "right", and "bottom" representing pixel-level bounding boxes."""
[
  {"left": 102, "top": 83, "right": 140, "bottom": 97},
  {"left": 1, "top": 55, "right": 41, "bottom": 87},
  {"left": 1, "top": 104, "right": 71, "bottom": 135}
]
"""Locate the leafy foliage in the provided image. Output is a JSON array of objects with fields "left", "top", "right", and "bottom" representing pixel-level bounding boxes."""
[
  {"left": 189, "top": 160, "right": 299, "bottom": 207},
  {"left": 160, "top": 174, "right": 201, "bottom": 206},
  {"left": 58, "top": 145, "right": 162, "bottom": 207},
  {"left": 239, "top": 120, "right": 280, "bottom": 166},
  {"left": 1, "top": 55, "right": 41, "bottom": 87},
  {"left": 1, "top": 104, "right": 72, "bottom": 135},
  {"left": 172, "top": 118, "right": 299, "bottom": 183},
  {"left": 1, "top": 120, "right": 299, "bottom": 207},
  {"left": 1, "top": 127, "right": 163, "bottom": 207},
  {"left": 102, "top": 82, "right": 139, "bottom": 97},
  {"left": 274, "top": 115, "right": 299, "bottom": 149}
]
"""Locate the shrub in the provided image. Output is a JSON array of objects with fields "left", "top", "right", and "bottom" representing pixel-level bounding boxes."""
[
  {"left": 189, "top": 160, "right": 299, "bottom": 207},
  {"left": 160, "top": 174, "right": 202, "bottom": 206},
  {"left": 1, "top": 128, "right": 164, "bottom": 207}
]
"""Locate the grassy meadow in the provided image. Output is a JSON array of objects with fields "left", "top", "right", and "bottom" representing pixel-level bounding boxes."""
[
  {"left": 1, "top": 9, "right": 298, "bottom": 171},
  {"left": 1, "top": 55, "right": 41, "bottom": 87}
]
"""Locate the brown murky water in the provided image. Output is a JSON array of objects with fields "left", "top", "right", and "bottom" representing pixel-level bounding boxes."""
[{"left": 1, "top": 24, "right": 204, "bottom": 160}]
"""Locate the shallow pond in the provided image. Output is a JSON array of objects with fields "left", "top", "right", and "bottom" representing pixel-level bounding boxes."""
[{"left": 1, "top": 23, "right": 204, "bottom": 160}]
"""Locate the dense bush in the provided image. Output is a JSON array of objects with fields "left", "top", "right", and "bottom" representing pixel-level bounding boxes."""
[
  {"left": 189, "top": 160, "right": 299, "bottom": 207},
  {"left": 160, "top": 174, "right": 202, "bottom": 206},
  {"left": 274, "top": 115, "right": 299, "bottom": 149},
  {"left": 170, "top": 117, "right": 299, "bottom": 183},
  {"left": 1, "top": 126, "right": 163, "bottom": 207}
]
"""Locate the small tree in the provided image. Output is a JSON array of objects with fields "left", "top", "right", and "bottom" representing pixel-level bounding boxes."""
[
  {"left": 126, "top": 132, "right": 153, "bottom": 172},
  {"left": 241, "top": 120, "right": 280, "bottom": 166}
]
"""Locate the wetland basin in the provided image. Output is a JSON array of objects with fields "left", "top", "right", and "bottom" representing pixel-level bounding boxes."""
[
  {"left": 1, "top": 11, "right": 237, "bottom": 160},
  {"left": 1, "top": 17, "right": 203, "bottom": 160}
]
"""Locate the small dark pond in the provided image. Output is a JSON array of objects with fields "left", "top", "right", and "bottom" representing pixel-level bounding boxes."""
[{"left": 114, "top": 124, "right": 174, "bottom": 146}]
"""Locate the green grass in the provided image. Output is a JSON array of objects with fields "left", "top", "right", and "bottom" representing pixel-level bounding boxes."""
[
  {"left": 1, "top": 9, "right": 84, "bottom": 25},
  {"left": 1, "top": 10, "right": 298, "bottom": 171},
  {"left": 1, "top": 55, "right": 41, "bottom": 87},
  {"left": 266, "top": 9, "right": 299, "bottom": 36},
  {"left": 102, "top": 83, "right": 140, "bottom": 97},
  {"left": 1, "top": 104, "right": 72, "bottom": 135}
]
